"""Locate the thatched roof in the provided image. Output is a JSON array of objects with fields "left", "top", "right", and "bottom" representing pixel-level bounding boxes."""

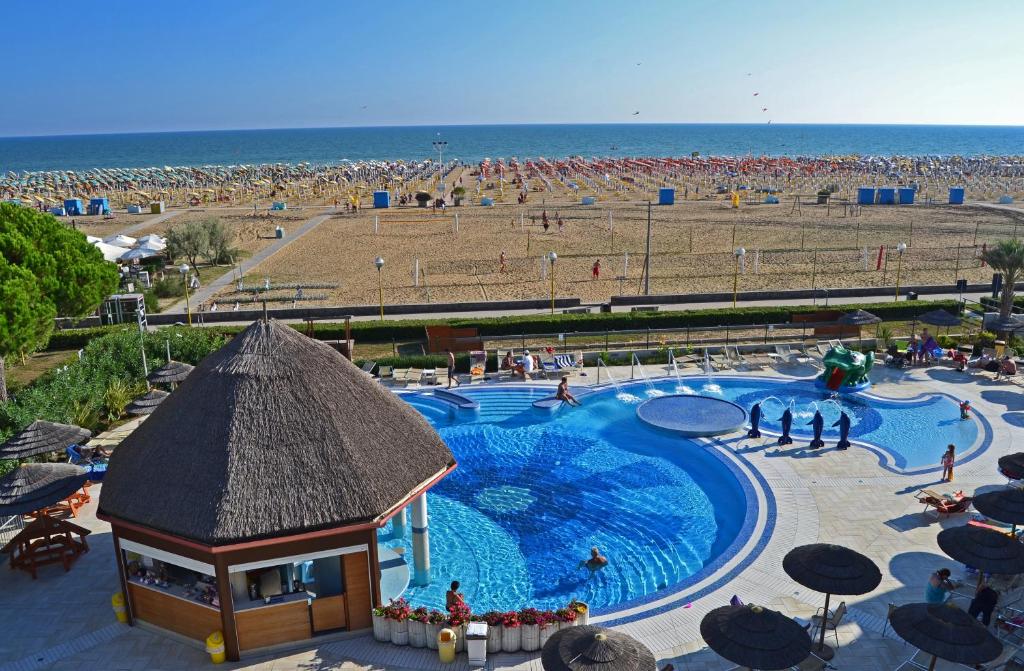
[
  {"left": 125, "top": 389, "right": 169, "bottom": 416},
  {"left": 0, "top": 463, "right": 90, "bottom": 516},
  {"left": 99, "top": 319, "right": 455, "bottom": 546},
  {"left": 147, "top": 360, "right": 194, "bottom": 386},
  {"left": 0, "top": 420, "right": 91, "bottom": 460}
]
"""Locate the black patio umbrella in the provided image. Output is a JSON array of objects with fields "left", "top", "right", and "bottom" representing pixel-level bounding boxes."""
[
  {"left": 0, "top": 420, "right": 92, "bottom": 460},
  {"left": 998, "top": 453, "right": 1024, "bottom": 481},
  {"left": 837, "top": 309, "right": 882, "bottom": 326},
  {"left": 783, "top": 543, "right": 882, "bottom": 660},
  {"left": 0, "top": 463, "right": 90, "bottom": 516},
  {"left": 917, "top": 309, "right": 962, "bottom": 327},
  {"left": 889, "top": 603, "right": 1002, "bottom": 670},
  {"left": 937, "top": 525, "right": 1024, "bottom": 592},
  {"left": 989, "top": 316, "right": 1024, "bottom": 334},
  {"left": 125, "top": 389, "right": 169, "bottom": 416},
  {"left": 147, "top": 360, "right": 194, "bottom": 386},
  {"left": 973, "top": 488, "right": 1024, "bottom": 534},
  {"left": 700, "top": 604, "right": 812, "bottom": 670},
  {"left": 541, "top": 625, "right": 656, "bottom": 671}
]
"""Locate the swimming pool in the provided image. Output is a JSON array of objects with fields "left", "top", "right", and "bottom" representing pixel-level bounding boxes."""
[{"left": 390, "top": 384, "right": 752, "bottom": 614}]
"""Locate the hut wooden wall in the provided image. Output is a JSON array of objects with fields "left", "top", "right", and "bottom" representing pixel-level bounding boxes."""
[{"left": 128, "top": 584, "right": 221, "bottom": 642}]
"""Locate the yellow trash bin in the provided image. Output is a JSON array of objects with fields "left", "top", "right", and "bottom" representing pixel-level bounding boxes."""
[
  {"left": 438, "top": 627, "right": 457, "bottom": 663},
  {"left": 205, "top": 631, "right": 226, "bottom": 664},
  {"left": 111, "top": 592, "right": 128, "bottom": 623}
]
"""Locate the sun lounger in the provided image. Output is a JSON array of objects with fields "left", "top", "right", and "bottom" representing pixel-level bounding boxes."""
[
  {"left": 816, "top": 342, "right": 832, "bottom": 358},
  {"left": 828, "top": 339, "right": 843, "bottom": 349},
  {"left": 407, "top": 368, "right": 424, "bottom": 385},
  {"left": 422, "top": 368, "right": 437, "bottom": 385},
  {"left": 708, "top": 348, "right": 731, "bottom": 369},
  {"left": 390, "top": 368, "right": 410, "bottom": 385},
  {"left": 377, "top": 365, "right": 393, "bottom": 380},
  {"left": 770, "top": 344, "right": 799, "bottom": 365},
  {"left": 916, "top": 489, "right": 973, "bottom": 516},
  {"left": 468, "top": 350, "right": 487, "bottom": 383},
  {"left": 360, "top": 360, "right": 377, "bottom": 376}
]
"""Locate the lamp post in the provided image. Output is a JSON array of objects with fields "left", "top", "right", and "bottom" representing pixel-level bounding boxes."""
[
  {"left": 179, "top": 263, "right": 192, "bottom": 326},
  {"left": 548, "top": 251, "right": 558, "bottom": 314},
  {"left": 374, "top": 256, "right": 385, "bottom": 320},
  {"left": 432, "top": 137, "right": 448, "bottom": 195},
  {"left": 732, "top": 247, "right": 746, "bottom": 308},
  {"left": 894, "top": 242, "right": 907, "bottom": 301}
]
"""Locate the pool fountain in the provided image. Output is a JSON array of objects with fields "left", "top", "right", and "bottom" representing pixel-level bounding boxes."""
[
  {"left": 598, "top": 359, "right": 642, "bottom": 403},
  {"left": 632, "top": 353, "right": 665, "bottom": 397},
  {"left": 669, "top": 351, "right": 697, "bottom": 395}
]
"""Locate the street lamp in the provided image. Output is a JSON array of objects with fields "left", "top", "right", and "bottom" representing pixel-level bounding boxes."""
[
  {"left": 374, "top": 256, "right": 385, "bottom": 320},
  {"left": 179, "top": 263, "right": 192, "bottom": 326},
  {"left": 894, "top": 242, "right": 907, "bottom": 301},
  {"left": 548, "top": 251, "right": 558, "bottom": 314},
  {"left": 432, "top": 137, "right": 448, "bottom": 195},
  {"left": 732, "top": 247, "right": 746, "bottom": 308}
]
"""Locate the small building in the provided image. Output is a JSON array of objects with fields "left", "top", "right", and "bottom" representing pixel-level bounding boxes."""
[{"left": 98, "top": 319, "right": 455, "bottom": 661}]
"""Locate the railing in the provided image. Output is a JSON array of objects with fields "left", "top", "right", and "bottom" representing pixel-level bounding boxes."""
[{"left": 0, "top": 514, "right": 24, "bottom": 547}]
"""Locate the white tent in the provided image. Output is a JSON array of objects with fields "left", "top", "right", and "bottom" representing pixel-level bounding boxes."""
[
  {"left": 93, "top": 241, "right": 130, "bottom": 262},
  {"left": 138, "top": 239, "right": 166, "bottom": 251},
  {"left": 137, "top": 234, "right": 165, "bottom": 246},
  {"left": 104, "top": 234, "right": 137, "bottom": 246},
  {"left": 85, "top": 235, "right": 101, "bottom": 243}
]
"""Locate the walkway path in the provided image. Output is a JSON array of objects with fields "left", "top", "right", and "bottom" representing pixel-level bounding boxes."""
[
  {"left": 165, "top": 210, "right": 333, "bottom": 313},
  {"left": 115, "top": 210, "right": 181, "bottom": 237}
]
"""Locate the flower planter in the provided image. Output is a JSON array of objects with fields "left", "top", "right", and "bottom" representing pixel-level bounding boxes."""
[
  {"left": 486, "top": 624, "right": 503, "bottom": 653},
  {"left": 521, "top": 623, "right": 540, "bottom": 652},
  {"left": 454, "top": 624, "right": 466, "bottom": 653},
  {"left": 539, "top": 623, "right": 557, "bottom": 647},
  {"left": 502, "top": 625, "right": 522, "bottom": 652},
  {"left": 372, "top": 613, "right": 391, "bottom": 642},
  {"left": 389, "top": 618, "right": 409, "bottom": 646},
  {"left": 425, "top": 622, "right": 442, "bottom": 650},
  {"left": 408, "top": 619, "right": 427, "bottom": 648}
]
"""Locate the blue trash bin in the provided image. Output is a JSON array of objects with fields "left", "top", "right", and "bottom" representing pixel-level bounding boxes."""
[
  {"left": 373, "top": 191, "right": 390, "bottom": 208},
  {"left": 949, "top": 187, "right": 965, "bottom": 205},
  {"left": 898, "top": 188, "right": 915, "bottom": 205},
  {"left": 877, "top": 188, "right": 896, "bottom": 205}
]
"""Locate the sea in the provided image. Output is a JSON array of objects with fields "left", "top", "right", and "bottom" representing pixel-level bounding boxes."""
[{"left": 2, "top": 124, "right": 1023, "bottom": 173}]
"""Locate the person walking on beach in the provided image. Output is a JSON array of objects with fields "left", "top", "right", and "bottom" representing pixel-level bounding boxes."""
[
  {"left": 445, "top": 349, "right": 458, "bottom": 389},
  {"left": 499, "top": 251, "right": 507, "bottom": 273},
  {"left": 592, "top": 259, "right": 601, "bottom": 280},
  {"left": 941, "top": 444, "right": 956, "bottom": 482},
  {"left": 557, "top": 215, "right": 564, "bottom": 233}
]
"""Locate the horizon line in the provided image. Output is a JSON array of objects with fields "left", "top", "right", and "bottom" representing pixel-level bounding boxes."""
[{"left": 5, "top": 120, "right": 1024, "bottom": 141}]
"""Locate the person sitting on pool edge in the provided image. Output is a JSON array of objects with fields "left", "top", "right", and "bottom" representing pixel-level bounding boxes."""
[
  {"left": 578, "top": 547, "right": 608, "bottom": 572},
  {"left": 445, "top": 580, "right": 466, "bottom": 611},
  {"left": 556, "top": 377, "right": 581, "bottom": 406}
]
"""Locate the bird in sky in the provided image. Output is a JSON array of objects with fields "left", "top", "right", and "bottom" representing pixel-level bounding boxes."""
[
  {"left": 762, "top": 107, "right": 768, "bottom": 112},
  {"left": 753, "top": 92, "right": 759, "bottom": 96},
  {"left": 632, "top": 111, "right": 640, "bottom": 115}
]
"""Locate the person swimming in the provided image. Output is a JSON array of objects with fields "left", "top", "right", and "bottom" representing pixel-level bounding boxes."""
[{"left": 577, "top": 547, "right": 608, "bottom": 572}]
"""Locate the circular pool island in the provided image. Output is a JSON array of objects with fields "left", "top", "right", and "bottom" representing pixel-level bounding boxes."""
[{"left": 636, "top": 394, "right": 748, "bottom": 437}]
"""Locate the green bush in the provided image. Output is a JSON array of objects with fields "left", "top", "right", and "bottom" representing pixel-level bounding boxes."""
[
  {"left": 153, "top": 276, "right": 185, "bottom": 298},
  {"left": 143, "top": 290, "right": 160, "bottom": 314}
]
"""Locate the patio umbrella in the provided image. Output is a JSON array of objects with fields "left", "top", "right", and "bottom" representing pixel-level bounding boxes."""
[
  {"left": 937, "top": 525, "right": 1024, "bottom": 592},
  {"left": 700, "top": 604, "right": 812, "bottom": 670},
  {"left": 125, "top": 389, "right": 169, "bottom": 416},
  {"left": 989, "top": 316, "right": 1024, "bottom": 334},
  {"left": 836, "top": 309, "right": 881, "bottom": 326},
  {"left": 889, "top": 603, "right": 1002, "bottom": 670},
  {"left": 0, "top": 463, "right": 90, "bottom": 516},
  {"left": 972, "top": 488, "right": 1024, "bottom": 535},
  {"left": 147, "top": 360, "right": 194, "bottom": 386},
  {"left": 0, "top": 420, "right": 91, "bottom": 460},
  {"left": 540, "top": 625, "right": 656, "bottom": 671},
  {"left": 783, "top": 543, "right": 882, "bottom": 660},
  {"left": 998, "top": 453, "right": 1024, "bottom": 481},
  {"left": 917, "top": 309, "right": 962, "bottom": 327}
]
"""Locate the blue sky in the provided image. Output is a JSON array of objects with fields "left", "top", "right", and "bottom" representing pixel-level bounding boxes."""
[{"left": 4, "top": 0, "right": 1022, "bottom": 136}]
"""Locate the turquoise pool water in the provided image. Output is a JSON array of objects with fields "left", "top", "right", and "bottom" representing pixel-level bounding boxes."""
[{"left": 390, "top": 385, "right": 750, "bottom": 614}]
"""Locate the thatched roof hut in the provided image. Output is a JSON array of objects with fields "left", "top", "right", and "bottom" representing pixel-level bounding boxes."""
[{"left": 99, "top": 318, "right": 455, "bottom": 545}]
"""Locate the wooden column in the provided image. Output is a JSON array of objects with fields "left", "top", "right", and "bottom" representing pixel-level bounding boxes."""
[
  {"left": 369, "top": 529, "right": 382, "bottom": 609},
  {"left": 214, "top": 555, "right": 240, "bottom": 661},
  {"left": 111, "top": 532, "right": 134, "bottom": 626}
]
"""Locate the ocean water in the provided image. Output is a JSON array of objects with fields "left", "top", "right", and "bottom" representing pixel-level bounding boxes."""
[{"left": 3, "top": 124, "right": 1024, "bottom": 173}]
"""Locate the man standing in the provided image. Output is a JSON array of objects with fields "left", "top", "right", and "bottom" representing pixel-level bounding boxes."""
[{"left": 446, "top": 349, "right": 458, "bottom": 389}]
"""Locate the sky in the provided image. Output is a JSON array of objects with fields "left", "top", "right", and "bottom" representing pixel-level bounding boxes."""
[{"left": 3, "top": 0, "right": 1023, "bottom": 137}]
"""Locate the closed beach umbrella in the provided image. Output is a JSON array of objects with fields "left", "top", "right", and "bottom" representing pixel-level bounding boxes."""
[
  {"left": 0, "top": 463, "right": 90, "bottom": 516},
  {"left": 700, "top": 604, "right": 811, "bottom": 670},
  {"left": 125, "top": 389, "right": 169, "bottom": 416},
  {"left": 889, "top": 603, "right": 1002, "bottom": 670},
  {"left": 147, "top": 360, "right": 194, "bottom": 386},
  {"left": 972, "top": 488, "right": 1024, "bottom": 533},
  {"left": 937, "top": 525, "right": 1024, "bottom": 592},
  {"left": 917, "top": 309, "right": 962, "bottom": 327},
  {"left": 541, "top": 625, "right": 656, "bottom": 671},
  {"left": 783, "top": 543, "right": 881, "bottom": 659},
  {"left": 0, "top": 420, "right": 91, "bottom": 460},
  {"left": 998, "top": 453, "right": 1024, "bottom": 481}
]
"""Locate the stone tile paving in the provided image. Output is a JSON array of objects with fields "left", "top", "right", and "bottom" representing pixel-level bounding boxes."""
[{"left": 1, "top": 362, "right": 1021, "bottom": 669}]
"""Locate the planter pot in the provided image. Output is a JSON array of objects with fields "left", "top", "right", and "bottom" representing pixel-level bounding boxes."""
[
  {"left": 455, "top": 624, "right": 466, "bottom": 653},
  {"left": 390, "top": 618, "right": 409, "bottom": 646},
  {"left": 372, "top": 613, "right": 391, "bottom": 642},
  {"left": 502, "top": 625, "right": 522, "bottom": 652},
  {"left": 486, "top": 624, "right": 503, "bottom": 653},
  {"left": 521, "top": 623, "right": 540, "bottom": 652},
  {"left": 408, "top": 619, "right": 427, "bottom": 648},
  {"left": 576, "top": 603, "right": 590, "bottom": 626},
  {"left": 425, "top": 622, "right": 442, "bottom": 649},
  {"left": 539, "top": 623, "right": 557, "bottom": 647}
]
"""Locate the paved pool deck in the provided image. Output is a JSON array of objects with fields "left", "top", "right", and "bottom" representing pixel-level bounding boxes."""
[{"left": 2, "top": 361, "right": 1022, "bottom": 671}]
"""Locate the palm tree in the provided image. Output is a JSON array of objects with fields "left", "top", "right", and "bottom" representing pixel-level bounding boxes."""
[{"left": 982, "top": 238, "right": 1024, "bottom": 337}]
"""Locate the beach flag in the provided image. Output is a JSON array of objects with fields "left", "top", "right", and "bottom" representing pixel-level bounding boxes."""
[{"left": 876, "top": 245, "right": 885, "bottom": 271}]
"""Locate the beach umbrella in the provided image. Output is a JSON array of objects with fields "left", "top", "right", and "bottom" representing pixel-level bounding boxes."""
[
  {"left": 837, "top": 309, "right": 881, "bottom": 326},
  {"left": 125, "top": 389, "right": 169, "bottom": 416},
  {"left": 0, "top": 420, "right": 91, "bottom": 460},
  {"left": 700, "top": 604, "right": 812, "bottom": 670},
  {"left": 889, "top": 603, "right": 1002, "bottom": 670},
  {"left": 917, "top": 309, "right": 962, "bottom": 327},
  {"left": 998, "top": 453, "right": 1024, "bottom": 481},
  {"left": 971, "top": 488, "right": 1024, "bottom": 534},
  {"left": 937, "top": 525, "right": 1024, "bottom": 592},
  {"left": 541, "top": 625, "right": 656, "bottom": 671},
  {"left": 989, "top": 316, "right": 1024, "bottom": 334},
  {"left": 120, "top": 247, "right": 161, "bottom": 261},
  {"left": 783, "top": 543, "right": 881, "bottom": 659},
  {"left": 147, "top": 360, "right": 194, "bottom": 386},
  {"left": 0, "top": 463, "right": 90, "bottom": 516}
]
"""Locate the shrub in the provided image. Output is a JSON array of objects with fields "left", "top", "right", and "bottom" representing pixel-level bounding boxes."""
[
  {"left": 103, "top": 378, "right": 136, "bottom": 421},
  {"left": 153, "top": 276, "right": 185, "bottom": 298}
]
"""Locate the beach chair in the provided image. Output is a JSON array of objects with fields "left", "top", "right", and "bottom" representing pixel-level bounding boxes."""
[
  {"left": 377, "top": 365, "right": 393, "bottom": 381},
  {"left": 539, "top": 352, "right": 561, "bottom": 379},
  {"left": 468, "top": 350, "right": 487, "bottom": 383},
  {"left": 360, "top": 360, "right": 377, "bottom": 376},
  {"left": 916, "top": 489, "right": 973, "bottom": 517},
  {"left": 553, "top": 352, "right": 583, "bottom": 374},
  {"left": 390, "top": 368, "right": 410, "bottom": 385},
  {"left": 422, "top": 368, "right": 437, "bottom": 385},
  {"left": 708, "top": 348, "right": 731, "bottom": 369},
  {"left": 770, "top": 344, "right": 798, "bottom": 366},
  {"left": 827, "top": 339, "right": 843, "bottom": 350},
  {"left": 816, "top": 342, "right": 832, "bottom": 358},
  {"left": 810, "top": 601, "right": 846, "bottom": 649},
  {"left": 725, "top": 346, "right": 749, "bottom": 368},
  {"left": 407, "top": 368, "right": 424, "bottom": 386}
]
